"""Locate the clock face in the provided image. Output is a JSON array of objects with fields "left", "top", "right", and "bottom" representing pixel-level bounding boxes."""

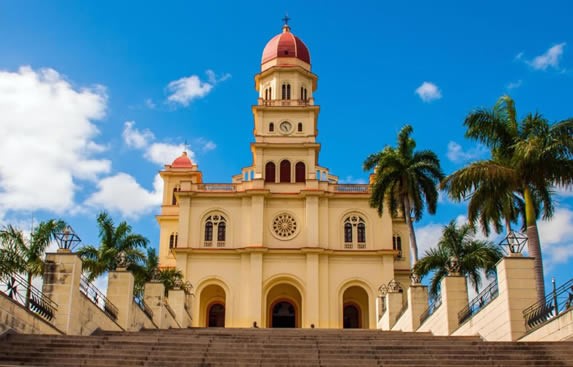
[{"left": 279, "top": 121, "right": 292, "bottom": 134}]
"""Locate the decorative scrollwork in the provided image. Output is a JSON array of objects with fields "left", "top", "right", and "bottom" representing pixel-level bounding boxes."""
[
  {"left": 116, "top": 251, "right": 128, "bottom": 269},
  {"left": 272, "top": 213, "right": 298, "bottom": 239},
  {"left": 388, "top": 279, "right": 403, "bottom": 293}
]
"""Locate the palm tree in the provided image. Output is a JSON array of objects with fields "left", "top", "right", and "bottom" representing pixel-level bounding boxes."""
[
  {"left": 132, "top": 248, "right": 183, "bottom": 297},
  {"left": 413, "top": 220, "right": 503, "bottom": 297},
  {"left": 77, "top": 212, "right": 148, "bottom": 281},
  {"left": 441, "top": 95, "right": 573, "bottom": 301},
  {"left": 0, "top": 219, "right": 67, "bottom": 306},
  {"left": 364, "top": 125, "right": 444, "bottom": 268}
]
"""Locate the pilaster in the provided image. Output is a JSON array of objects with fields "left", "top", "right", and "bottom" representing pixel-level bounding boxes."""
[{"left": 107, "top": 269, "right": 135, "bottom": 330}]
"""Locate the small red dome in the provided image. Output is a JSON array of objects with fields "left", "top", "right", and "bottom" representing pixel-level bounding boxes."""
[
  {"left": 171, "top": 151, "right": 193, "bottom": 168},
  {"left": 261, "top": 25, "right": 310, "bottom": 65}
]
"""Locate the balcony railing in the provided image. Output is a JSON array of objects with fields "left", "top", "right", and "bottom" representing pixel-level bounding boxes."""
[
  {"left": 458, "top": 280, "right": 499, "bottom": 325},
  {"left": 80, "top": 275, "right": 118, "bottom": 320},
  {"left": 196, "top": 184, "right": 237, "bottom": 192},
  {"left": 0, "top": 268, "right": 58, "bottom": 322},
  {"left": 259, "top": 99, "right": 313, "bottom": 107},
  {"left": 333, "top": 184, "right": 369, "bottom": 193},
  {"left": 420, "top": 294, "right": 442, "bottom": 324},
  {"left": 523, "top": 277, "right": 573, "bottom": 331}
]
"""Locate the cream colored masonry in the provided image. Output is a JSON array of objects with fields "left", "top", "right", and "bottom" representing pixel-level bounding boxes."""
[{"left": 156, "top": 44, "right": 411, "bottom": 329}]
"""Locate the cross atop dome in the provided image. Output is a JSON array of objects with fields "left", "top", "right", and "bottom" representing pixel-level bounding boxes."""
[{"left": 282, "top": 14, "right": 291, "bottom": 32}]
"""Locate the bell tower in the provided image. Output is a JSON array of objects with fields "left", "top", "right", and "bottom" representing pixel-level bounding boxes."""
[{"left": 248, "top": 21, "right": 322, "bottom": 185}]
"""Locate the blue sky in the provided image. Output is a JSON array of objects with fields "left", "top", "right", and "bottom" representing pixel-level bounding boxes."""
[{"left": 1, "top": 1, "right": 572, "bottom": 290}]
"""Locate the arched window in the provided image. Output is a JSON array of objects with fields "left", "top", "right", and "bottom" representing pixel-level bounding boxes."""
[
  {"left": 357, "top": 223, "right": 366, "bottom": 244},
  {"left": 265, "top": 162, "right": 276, "bottom": 183},
  {"left": 393, "top": 234, "right": 403, "bottom": 259},
  {"left": 297, "top": 122, "right": 303, "bottom": 132},
  {"left": 205, "top": 222, "right": 213, "bottom": 242},
  {"left": 344, "top": 222, "right": 353, "bottom": 244},
  {"left": 172, "top": 185, "right": 180, "bottom": 205},
  {"left": 204, "top": 214, "right": 227, "bottom": 247},
  {"left": 280, "top": 160, "right": 291, "bottom": 183},
  {"left": 217, "top": 222, "right": 226, "bottom": 242},
  {"left": 269, "top": 122, "right": 274, "bottom": 132},
  {"left": 282, "top": 83, "right": 291, "bottom": 100},
  {"left": 300, "top": 87, "right": 307, "bottom": 101},
  {"left": 295, "top": 162, "right": 306, "bottom": 183},
  {"left": 343, "top": 215, "right": 366, "bottom": 249},
  {"left": 169, "top": 232, "right": 178, "bottom": 249}
]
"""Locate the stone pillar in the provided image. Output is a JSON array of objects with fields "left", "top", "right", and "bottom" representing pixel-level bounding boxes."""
[
  {"left": 144, "top": 281, "right": 166, "bottom": 328},
  {"left": 43, "top": 251, "right": 83, "bottom": 335},
  {"left": 107, "top": 269, "right": 135, "bottom": 330},
  {"left": 168, "top": 288, "right": 191, "bottom": 328},
  {"left": 408, "top": 284, "right": 429, "bottom": 331},
  {"left": 251, "top": 195, "right": 264, "bottom": 246},
  {"left": 496, "top": 256, "right": 537, "bottom": 341},
  {"left": 441, "top": 275, "right": 468, "bottom": 334},
  {"left": 380, "top": 290, "right": 403, "bottom": 330},
  {"left": 305, "top": 195, "right": 319, "bottom": 247},
  {"left": 249, "top": 251, "right": 263, "bottom": 327},
  {"left": 305, "top": 252, "right": 319, "bottom": 328}
]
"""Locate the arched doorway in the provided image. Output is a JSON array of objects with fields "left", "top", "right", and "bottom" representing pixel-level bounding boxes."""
[
  {"left": 271, "top": 301, "right": 296, "bottom": 328},
  {"left": 207, "top": 303, "right": 225, "bottom": 327},
  {"left": 266, "top": 282, "right": 302, "bottom": 328},
  {"left": 199, "top": 284, "right": 226, "bottom": 327},
  {"left": 342, "top": 286, "right": 369, "bottom": 329},
  {"left": 343, "top": 303, "right": 361, "bottom": 328}
]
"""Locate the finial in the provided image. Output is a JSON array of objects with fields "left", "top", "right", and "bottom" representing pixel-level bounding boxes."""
[{"left": 282, "top": 14, "right": 291, "bottom": 32}]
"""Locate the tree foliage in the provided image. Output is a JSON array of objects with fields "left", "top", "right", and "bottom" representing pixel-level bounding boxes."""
[{"left": 413, "top": 220, "right": 502, "bottom": 297}]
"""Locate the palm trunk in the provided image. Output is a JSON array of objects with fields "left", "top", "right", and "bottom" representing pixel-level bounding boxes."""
[
  {"left": 25, "top": 272, "right": 32, "bottom": 309},
  {"left": 403, "top": 197, "right": 418, "bottom": 268},
  {"left": 523, "top": 186, "right": 545, "bottom": 302}
]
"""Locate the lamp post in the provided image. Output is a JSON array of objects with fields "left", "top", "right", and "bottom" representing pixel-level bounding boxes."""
[
  {"left": 498, "top": 230, "right": 527, "bottom": 256},
  {"left": 54, "top": 225, "right": 81, "bottom": 253}
]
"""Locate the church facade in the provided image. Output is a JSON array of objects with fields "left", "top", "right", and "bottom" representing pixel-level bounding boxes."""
[{"left": 156, "top": 23, "right": 412, "bottom": 329}]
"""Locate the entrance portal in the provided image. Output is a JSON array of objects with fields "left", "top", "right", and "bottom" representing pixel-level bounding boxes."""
[
  {"left": 207, "top": 303, "right": 225, "bottom": 327},
  {"left": 343, "top": 304, "right": 361, "bottom": 328},
  {"left": 271, "top": 301, "right": 296, "bottom": 328}
]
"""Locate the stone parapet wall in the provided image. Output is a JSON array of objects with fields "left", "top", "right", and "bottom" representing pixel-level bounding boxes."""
[{"left": 0, "top": 294, "right": 62, "bottom": 335}]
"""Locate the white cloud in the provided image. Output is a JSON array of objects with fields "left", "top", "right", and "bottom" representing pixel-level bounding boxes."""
[
  {"left": 506, "top": 80, "right": 523, "bottom": 90},
  {"left": 166, "top": 70, "right": 230, "bottom": 107},
  {"left": 416, "top": 223, "right": 443, "bottom": 256},
  {"left": 144, "top": 98, "right": 156, "bottom": 109},
  {"left": 537, "top": 208, "right": 573, "bottom": 268},
  {"left": 85, "top": 173, "right": 163, "bottom": 219},
  {"left": 0, "top": 66, "right": 110, "bottom": 217},
  {"left": 122, "top": 121, "right": 154, "bottom": 149},
  {"left": 529, "top": 43, "right": 566, "bottom": 71},
  {"left": 446, "top": 141, "right": 489, "bottom": 163},
  {"left": 415, "top": 81, "right": 442, "bottom": 102},
  {"left": 555, "top": 186, "right": 573, "bottom": 198},
  {"left": 145, "top": 143, "right": 189, "bottom": 165}
]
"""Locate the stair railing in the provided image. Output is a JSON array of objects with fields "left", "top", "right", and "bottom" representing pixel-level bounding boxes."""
[
  {"left": 458, "top": 280, "right": 499, "bottom": 325},
  {"left": 79, "top": 275, "right": 118, "bottom": 321},
  {"left": 523, "top": 277, "right": 573, "bottom": 331},
  {"left": 0, "top": 267, "right": 58, "bottom": 322}
]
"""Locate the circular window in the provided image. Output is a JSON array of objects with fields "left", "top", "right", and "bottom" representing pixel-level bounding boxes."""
[{"left": 272, "top": 213, "right": 298, "bottom": 239}]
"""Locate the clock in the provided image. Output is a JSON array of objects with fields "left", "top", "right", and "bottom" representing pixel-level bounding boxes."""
[{"left": 279, "top": 121, "right": 293, "bottom": 134}]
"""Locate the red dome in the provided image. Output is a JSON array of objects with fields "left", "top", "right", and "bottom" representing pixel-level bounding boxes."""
[
  {"left": 171, "top": 151, "right": 193, "bottom": 168},
  {"left": 261, "top": 25, "right": 310, "bottom": 65}
]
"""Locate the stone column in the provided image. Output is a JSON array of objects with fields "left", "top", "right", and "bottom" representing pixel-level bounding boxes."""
[
  {"left": 42, "top": 251, "right": 83, "bottom": 335},
  {"left": 251, "top": 195, "right": 265, "bottom": 246},
  {"left": 408, "top": 284, "right": 428, "bottom": 331},
  {"left": 144, "top": 281, "right": 166, "bottom": 328},
  {"left": 380, "top": 290, "right": 403, "bottom": 330},
  {"left": 305, "top": 252, "right": 319, "bottom": 328},
  {"left": 496, "top": 256, "right": 537, "bottom": 341},
  {"left": 168, "top": 288, "right": 191, "bottom": 328},
  {"left": 249, "top": 251, "right": 263, "bottom": 327},
  {"left": 441, "top": 275, "right": 468, "bottom": 334},
  {"left": 107, "top": 269, "right": 135, "bottom": 330},
  {"left": 305, "top": 195, "right": 319, "bottom": 247}
]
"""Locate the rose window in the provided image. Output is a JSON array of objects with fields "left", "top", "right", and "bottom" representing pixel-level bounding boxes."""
[{"left": 272, "top": 213, "right": 297, "bottom": 239}]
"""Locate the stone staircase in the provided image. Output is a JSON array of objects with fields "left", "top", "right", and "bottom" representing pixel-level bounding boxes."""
[{"left": 0, "top": 328, "right": 572, "bottom": 366}]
